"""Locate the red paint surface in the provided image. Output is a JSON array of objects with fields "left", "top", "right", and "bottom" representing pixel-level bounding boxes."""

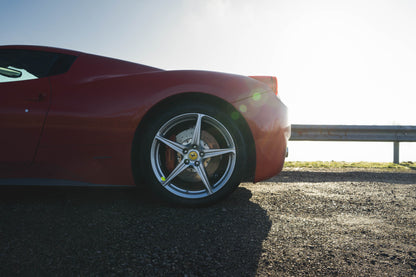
[
  {"left": 0, "top": 45, "right": 289, "bottom": 185},
  {"left": 0, "top": 78, "right": 50, "bottom": 164},
  {"left": 232, "top": 92, "right": 289, "bottom": 181}
]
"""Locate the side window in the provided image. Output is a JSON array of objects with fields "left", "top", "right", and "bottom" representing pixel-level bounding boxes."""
[{"left": 0, "top": 49, "right": 76, "bottom": 83}]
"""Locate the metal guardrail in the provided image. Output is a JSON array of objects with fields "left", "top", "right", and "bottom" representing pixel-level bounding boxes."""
[{"left": 290, "top": 125, "right": 416, "bottom": 163}]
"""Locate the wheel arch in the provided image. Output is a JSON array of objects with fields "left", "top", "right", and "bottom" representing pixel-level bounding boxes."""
[{"left": 131, "top": 92, "right": 256, "bottom": 185}]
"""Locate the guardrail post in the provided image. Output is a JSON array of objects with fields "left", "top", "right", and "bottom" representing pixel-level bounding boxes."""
[{"left": 393, "top": 141, "right": 400, "bottom": 164}]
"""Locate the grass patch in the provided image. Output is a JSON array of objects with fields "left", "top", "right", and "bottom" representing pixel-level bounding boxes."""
[{"left": 285, "top": 161, "right": 416, "bottom": 171}]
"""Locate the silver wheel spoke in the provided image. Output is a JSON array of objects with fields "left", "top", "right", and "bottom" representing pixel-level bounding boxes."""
[
  {"left": 194, "top": 163, "right": 213, "bottom": 195},
  {"left": 191, "top": 114, "right": 203, "bottom": 145},
  {"left": 203, "top": 147, "right": 235, "bottom": 159},
  {"left": 162, "top": 160, "right": 189, "bottom": 186},
  {"left": 155, "top": 134, "right": 186, "bottom": 154}
]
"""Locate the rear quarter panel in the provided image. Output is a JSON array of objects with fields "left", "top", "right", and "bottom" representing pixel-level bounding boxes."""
[{"left": 36, "top": 54, "right": 288, "bottom": 184}]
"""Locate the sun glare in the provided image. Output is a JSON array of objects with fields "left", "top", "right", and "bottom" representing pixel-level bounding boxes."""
[{"left": 1, "top": 0, "right": 415, "bottom": 162}]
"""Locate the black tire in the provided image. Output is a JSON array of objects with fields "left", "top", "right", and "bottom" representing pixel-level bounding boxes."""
[{"left": 138, "top": 101, "right": 247, "bottom": 206}]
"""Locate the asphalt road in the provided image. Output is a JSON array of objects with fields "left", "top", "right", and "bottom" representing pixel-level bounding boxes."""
[{"left": 0, "top": 168, "right": 415, "bottom": 276}]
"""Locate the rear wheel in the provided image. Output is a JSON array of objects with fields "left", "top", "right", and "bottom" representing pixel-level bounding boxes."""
[{"left": 139, "top": 103, "right": 247, "bottom": 206}]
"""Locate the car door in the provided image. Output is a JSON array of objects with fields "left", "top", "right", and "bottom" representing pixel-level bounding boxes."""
[
  {"left": 0, "top": 51, "right": 52, "bottom": 166},
  {"left": 0, "top": 78, "right": 50, "bottom": 165}
]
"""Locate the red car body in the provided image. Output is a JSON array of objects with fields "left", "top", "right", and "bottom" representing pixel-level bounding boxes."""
[{"left": 0, "top": 45, "right": 289, "bottom": 188}]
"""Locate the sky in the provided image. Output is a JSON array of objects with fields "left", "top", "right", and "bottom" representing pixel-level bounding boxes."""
[{"left": 1, "top": 0, "right": 415, "bottom": 162}]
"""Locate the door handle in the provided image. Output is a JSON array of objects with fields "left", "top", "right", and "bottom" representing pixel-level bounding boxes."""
[{"left": 27, "top": 93, "right": 47, "bottom": 102}]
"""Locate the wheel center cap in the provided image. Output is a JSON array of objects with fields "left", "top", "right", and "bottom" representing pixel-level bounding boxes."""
[{"left": 189, "top": 151, "right": 198, "bottom": 161}]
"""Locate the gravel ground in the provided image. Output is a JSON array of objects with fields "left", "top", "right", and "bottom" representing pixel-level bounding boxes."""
[{"left": 0, "top": 168, "right": 415, "bottom": 276}]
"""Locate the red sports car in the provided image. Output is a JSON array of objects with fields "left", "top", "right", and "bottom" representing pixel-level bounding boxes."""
[{"left": 0, "top": 45, "right": 290, "bottom": 206}]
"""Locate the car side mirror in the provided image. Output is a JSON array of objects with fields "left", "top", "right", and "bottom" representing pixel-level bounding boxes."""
[{"left": 0, "top": 66, "right": 22, "bottom": 78}]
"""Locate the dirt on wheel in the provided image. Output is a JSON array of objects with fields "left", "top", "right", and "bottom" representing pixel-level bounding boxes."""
[{"left": 0, "top": 168, "right": 415, "bottom": 276}]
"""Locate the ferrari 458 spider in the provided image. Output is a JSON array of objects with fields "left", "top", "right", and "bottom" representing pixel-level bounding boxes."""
[{"left": 0, "top": 45, "right": 290, "bottom": 206}]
